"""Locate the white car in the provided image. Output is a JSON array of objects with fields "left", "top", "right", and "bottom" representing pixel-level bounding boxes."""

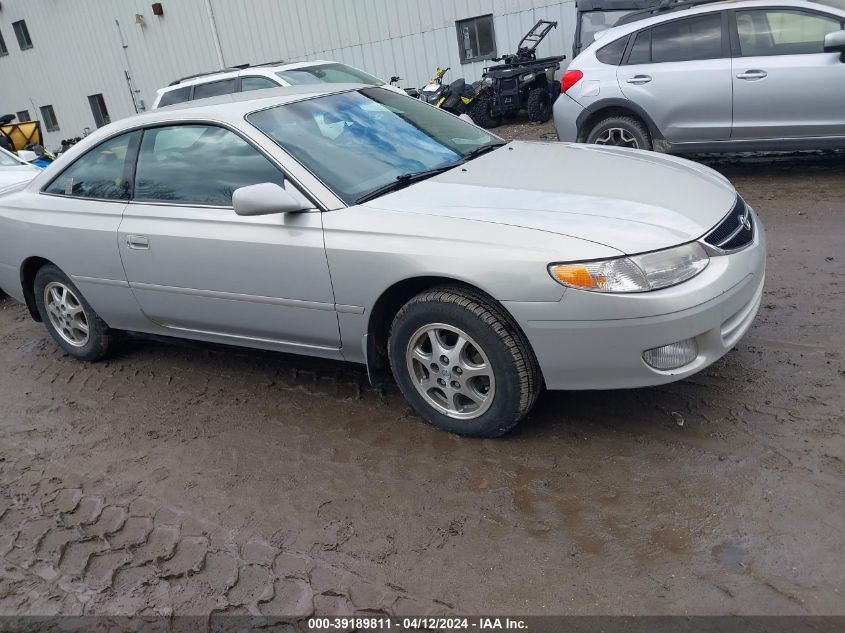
[
  {"left": 0, "top": 147, "right": 41, "bottom": 193},
  {"left": 152, "top": 60, "right": 405, "bottom": 109}
]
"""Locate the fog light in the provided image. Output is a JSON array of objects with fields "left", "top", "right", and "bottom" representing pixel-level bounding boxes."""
[{"left": 642, "top": 338, "right": 698, "bottom": 370}]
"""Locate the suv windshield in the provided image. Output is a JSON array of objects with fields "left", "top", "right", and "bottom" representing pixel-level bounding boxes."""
[
  {"left": 248, "top": 88, "right": 499, "bottom": 204},
  {"left": 276, "top": 63, "right": 384, "bottom": 86}
]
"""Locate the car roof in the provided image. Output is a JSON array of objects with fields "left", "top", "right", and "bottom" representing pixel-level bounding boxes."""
[
  {"left": 159, "top": 59, "right": 339, "bottom": 93},
  {"left": 153, "top": 82, "right": 368, "bottom": 115},
  {"left": 593, "top": 0, "right": 845, "bottom": 41}
]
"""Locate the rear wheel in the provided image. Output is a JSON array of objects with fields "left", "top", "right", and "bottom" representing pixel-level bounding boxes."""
[
  {"left": 34, "top": 264, "right": 116, "bottom": 361},
  {"left": 526, "top": 87, "right": 552, "bottom": 123},
  {"left": 586, "top": 115, "right": 652, "bottom": 150},
  {"left": 388, "top": 287, "right": 542, "bottom": 437}
]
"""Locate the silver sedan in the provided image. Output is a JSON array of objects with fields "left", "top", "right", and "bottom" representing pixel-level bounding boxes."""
[{"left": 0, "top": 85, "right": 766, "bottom": 436}]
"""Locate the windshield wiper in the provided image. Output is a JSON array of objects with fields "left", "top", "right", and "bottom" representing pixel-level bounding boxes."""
[
  {"left": 354, "top": 143, "right": 507, "bottom": 205},
  {"left": 462, "top": 141, "right": 507, "bottom": 161},
  {"left": 355, "top": 164, "right": 458, "bottom": 204}
]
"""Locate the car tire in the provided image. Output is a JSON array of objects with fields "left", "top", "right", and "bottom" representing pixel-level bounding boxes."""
[
  {"left": 469, "top": 92, "right": 502, "bottom": 129},
  {"left": 527, "top": 87, "right": 552, "bottom": 123},
  {"left": 33, "top": 264, "right": 116, "bottom": 361},
  {"left": 586, "top": 115, "right": 652, "bottom": 150},
  {"left": 388, "top": 287, "right": 542, "bottom": 437}
]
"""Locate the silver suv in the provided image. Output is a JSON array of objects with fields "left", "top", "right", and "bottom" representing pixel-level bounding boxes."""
[{"left": 554, "top": 0, "right": 845, "bottom": 153}]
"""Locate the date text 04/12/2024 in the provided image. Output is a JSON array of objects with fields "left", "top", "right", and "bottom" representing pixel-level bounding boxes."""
[{"left": 307, "top": 617, "right": 529, "bottom": 630}]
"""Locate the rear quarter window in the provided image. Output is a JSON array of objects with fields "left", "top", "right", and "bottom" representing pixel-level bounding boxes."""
[
  {"left": 595, "top": 35, "right": 630, "bottom": 64},
  {"left": 158, "top": 86, "right": 192, "bottom": 108}
]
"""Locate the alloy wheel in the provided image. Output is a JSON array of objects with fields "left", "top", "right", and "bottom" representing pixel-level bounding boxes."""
[
  {"left": 405, "top": 323, "right": 495, "bottom": 420},
  {"left": 595, "top": 127, "right": 639, "bottom": 148},
  {"left": 44, "top": 282, "right": 89, "bottom": 347}
]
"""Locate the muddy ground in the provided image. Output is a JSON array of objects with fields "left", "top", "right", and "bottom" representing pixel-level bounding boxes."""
[{"left": 0, "top": 122, "right": 843, "bottom": 618}]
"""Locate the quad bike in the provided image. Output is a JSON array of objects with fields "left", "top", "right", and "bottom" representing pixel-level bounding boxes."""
[
  {"left": 470, "top": 20, "right": 566, "bottom": 127},
  {"left": 419, "top": 67, "right": 483, "bottom": 119}
]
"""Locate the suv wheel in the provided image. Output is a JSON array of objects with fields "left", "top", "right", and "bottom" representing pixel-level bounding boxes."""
[
  {"left": 527, "top": 87, "right": 552, "bottom": 123},
  {"left": 34, "top": 264, "right": 116, "bottom": 361},
  {"left": 586, "top": 115, "right": 652, "bottom": 150},
  {"left": 388, "top": 287, "right": 542, "bottom": 437}
]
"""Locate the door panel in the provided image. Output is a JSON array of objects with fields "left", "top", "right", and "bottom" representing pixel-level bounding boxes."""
[
  {"left": 619, "top": 59, "right": 733, "bottom": 142},
  {"left": 731, "top": 9, "right": 845, "bottom": 139},
  {"left": 118, "top": 123, "right": 340, "bottom": 349},
  {"left": 618, "top": 13, "right": 733, "bottom": 142},
  {"left": 118, "top": 205, "right": 340, "bottom": 347}
]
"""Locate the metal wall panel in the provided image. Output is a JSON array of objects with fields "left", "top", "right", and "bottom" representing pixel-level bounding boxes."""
[{"left": 0, "top": 0, "right": 576, "bottom": 148}]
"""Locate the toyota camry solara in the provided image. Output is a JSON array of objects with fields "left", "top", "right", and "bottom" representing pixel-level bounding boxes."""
[{"left": 0, "top": 85, "right": 766, "bottom": 437}]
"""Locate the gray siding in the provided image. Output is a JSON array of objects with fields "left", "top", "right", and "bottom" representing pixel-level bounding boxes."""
[{"left": 0, "top": 0, "right": 575, "bottom": 147}]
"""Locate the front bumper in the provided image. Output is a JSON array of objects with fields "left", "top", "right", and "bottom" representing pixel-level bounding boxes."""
[{"left": 504, "top": 218, "right": 766, "bottom": 390}]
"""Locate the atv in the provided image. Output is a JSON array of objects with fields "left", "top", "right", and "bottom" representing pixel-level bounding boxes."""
[
  {"left": 419, "top": 67, "right": 484, "bottom": 119},
  {"left": 470, "top": 20, "right": 565, "bottom": 127}
]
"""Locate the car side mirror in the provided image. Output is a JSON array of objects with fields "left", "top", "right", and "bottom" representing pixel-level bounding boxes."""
[
  {"left": 232, "top": 182, "right": 309, "bottom": 216},
  {"left": 824, "top": 30, "right": 845, "bottom": 61},
  {"left": 17, "top": 150, "right": 38, "bottom": 163}
]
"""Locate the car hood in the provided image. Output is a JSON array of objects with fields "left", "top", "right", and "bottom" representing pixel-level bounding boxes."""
[{"left": 362, "top": 141, "right": 737, "bottom": 254}]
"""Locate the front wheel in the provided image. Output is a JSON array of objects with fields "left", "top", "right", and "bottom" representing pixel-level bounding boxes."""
[
  {"left": 586, "top": 115, "right": 652, "bottom": 150},
  {"left": 34, "top": 264, "right": 116, "bottom": 361},
  {"left": 388, "top": 287, "right": 542, "bottom": 437},
  {"left": 468, "top": 92, "right": 502, "bottom": 129}
]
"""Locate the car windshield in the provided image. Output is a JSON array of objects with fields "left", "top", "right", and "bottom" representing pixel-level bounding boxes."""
[
  {"left": 248, "top": 87, "right": 499, "bottom": 204},
  {"left": 581, "top": 10, "right": 633, "bottom": 46},
  {"left": 276, "top": 63, "right": 384, "bottom": 86}
]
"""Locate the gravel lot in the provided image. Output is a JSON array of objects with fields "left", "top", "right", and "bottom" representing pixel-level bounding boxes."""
[{"left": 1, "top": 124, "right": 843, "bottom": 618}]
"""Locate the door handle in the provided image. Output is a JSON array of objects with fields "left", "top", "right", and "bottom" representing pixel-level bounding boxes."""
[
  {"left": 626, "top": 74, "right": 652, "bottom": 85},
  {"left": 736, "top": 70, "right": 767, "bottom": 80},
  {"left": 127, "top": 235, "right": 150, "bottom": 250}
]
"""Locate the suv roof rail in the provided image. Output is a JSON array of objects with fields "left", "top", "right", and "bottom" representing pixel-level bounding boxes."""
[
  {"left": 615, "top": 0, "right": 727, "bottom": 25},
  {"left": 252, "top": 59, "right": 287, "bottom": 67},
  {"left": 168, "top": 68, "right": 241, "bottom": 86}
]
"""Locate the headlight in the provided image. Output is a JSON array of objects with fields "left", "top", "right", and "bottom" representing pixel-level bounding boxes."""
[
  {"left": 522, "top": 73, "right": 536, "bottom": 83},
  {"left": 482, "top": 77, "right": 494, "bottom": 86},
  {"left": 548, "top": 242, "right": 709, "bottom": 293}
]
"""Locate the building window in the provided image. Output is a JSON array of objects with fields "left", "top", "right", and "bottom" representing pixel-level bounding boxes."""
[
  {"left": 40, "top": 105, "right": 59, "bottom": 132},
  {"left": 16, "top": 110, "right": 31, "bottom": 122},
  {"left": 12, "top": 20, "right": 33, "bottom": 50},
  {"left": 0, "top": 29, "right": 8, "bottom": 56},
  {"left": 88, "top": 94, "right": 111, "bottom": 128},
  {"left": 456, "top": 15, "right": 496, "bottom": 63}
]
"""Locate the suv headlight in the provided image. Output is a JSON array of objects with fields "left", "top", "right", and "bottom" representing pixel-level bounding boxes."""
[{"left": 549, "top": 242, "right": 709, "bottom": 293}]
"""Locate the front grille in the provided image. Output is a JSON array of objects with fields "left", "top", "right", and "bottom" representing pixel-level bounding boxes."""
[{"left": 704, "top": 197, "right": 754, "bottom": 252}]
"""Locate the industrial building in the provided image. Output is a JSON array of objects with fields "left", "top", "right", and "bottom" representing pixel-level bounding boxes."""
[{"left": 0, "top": 0, "right": 576, "bottom": 147}]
